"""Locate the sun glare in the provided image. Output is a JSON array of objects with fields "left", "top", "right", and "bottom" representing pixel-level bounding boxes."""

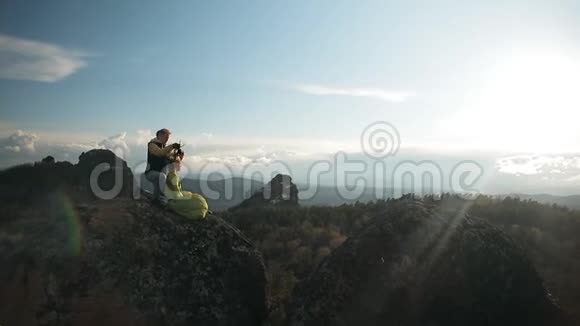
[{"left": 455, "top": 48, "right": 580, "bottom": 152}]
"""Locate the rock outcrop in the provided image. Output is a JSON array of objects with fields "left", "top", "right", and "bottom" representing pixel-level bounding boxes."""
[
  {"left": 287, "top": 198, "right": 567, "bottom": 326},
  {"left": 0, "top": 150, "right": 270, "bottom": 326},
  {"left": 234, "top": 174, "right": 299, "bottom": 209},
  {"left": 0, "top": 149, "right": 134, "bottom": 201},
  {"left": 76, "top": 149, "right": 134, "bottom": 199},
  {"left": 40, "top": 155, "right": 56, "bottom": 164}
]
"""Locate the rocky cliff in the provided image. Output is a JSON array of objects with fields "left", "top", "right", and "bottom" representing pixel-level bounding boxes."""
[{"left": 0, "top": 150, "right": 270, "bottom": 326}]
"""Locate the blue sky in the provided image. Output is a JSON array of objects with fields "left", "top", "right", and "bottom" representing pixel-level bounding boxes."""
[{"left": 1, "top": 1, "right": 580, "bottom": 194}]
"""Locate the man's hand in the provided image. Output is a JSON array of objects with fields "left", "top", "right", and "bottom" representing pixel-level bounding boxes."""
[
  {"left": 176, "top": 148, "right": 185, "bottom": 157},
  {"left": 171, "top": 142, "right": 181, "bottom": 150}
]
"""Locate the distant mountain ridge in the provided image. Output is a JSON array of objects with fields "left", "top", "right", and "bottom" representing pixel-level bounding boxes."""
[
  {"left": 144, "top": 175, "right": 580, "bottom": 210},
  {"left": 503, "top": 193, "right": 580, "bottom": 210}
]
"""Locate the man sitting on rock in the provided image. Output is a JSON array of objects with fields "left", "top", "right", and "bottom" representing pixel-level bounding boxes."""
[{"left": 145, "top": 128, "right": 181, "bottom": 204}]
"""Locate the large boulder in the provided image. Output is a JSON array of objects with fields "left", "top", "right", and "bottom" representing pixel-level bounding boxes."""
[
  {"left": 234, "top": 174, "right": 299, "bottom": 209},
  {"left": 77, "top": 149, "right": 134, "bottom": 199},
  {"left": 0, "top": 198, "right": 270, "bottom": 326},
  {"left": 287, "top": 198, "right": 567, "bottom": 326},
  {"left": 0, "top": 149, "right": 270, "bottom": 326}
]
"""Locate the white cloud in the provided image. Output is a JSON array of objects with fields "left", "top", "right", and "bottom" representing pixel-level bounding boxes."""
[
  {"left": 292, "top": 83, "right": 415, "bottom": 102},
  {"left": 185, "top": 154, "right": 270, "bottom": 167},
  {"left": 496, "top": 154, "right": 580, "bottom": 182},
  {"left": 0, "top": 128, "right": 342, "bottom": 171},
  {"left": 180, "top": 146, "right": 304, "bottom": 173},
  {"left": 98, "top": 132, "right": 130, "bottom": 159},
  {"left": 201, "top": 132, "right": 214, "bottom": 139},
  {"left": 135, "top": 129, "right": 154, "bottom": 145},
  {"left": 182, "top": 133, "right": 351, "bottom": 158},
  {"left": 51, "top": 142, "right": 97, "bottom": 152},
  {"left": 3, "top": 130, "right": 38, "bottom": 153},
  {"left": 0, "top": 34, "right": 88, "bottom": 82}
]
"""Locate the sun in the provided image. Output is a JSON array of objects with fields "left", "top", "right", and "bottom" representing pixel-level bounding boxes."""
[{"left": 456, "top": 48, "right": 580, "bottom": 152}]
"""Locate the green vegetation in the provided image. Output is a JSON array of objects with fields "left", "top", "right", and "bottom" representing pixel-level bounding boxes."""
[{"left": 223, "top": 195, "right": 580, "bottom": 323}]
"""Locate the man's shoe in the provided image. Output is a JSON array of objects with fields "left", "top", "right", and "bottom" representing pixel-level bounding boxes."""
[{"left": 151, "top": 198, "right": 167, "bottom": 208}]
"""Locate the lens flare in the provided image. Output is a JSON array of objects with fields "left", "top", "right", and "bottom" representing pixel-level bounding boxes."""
[{"left": 50, "top": 192, "right": 82, "bottom": 256}]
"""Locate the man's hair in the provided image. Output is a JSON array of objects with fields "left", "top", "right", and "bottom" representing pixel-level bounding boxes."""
[{"left": 156, "top": 128, "right": 170, "bottom": 137}]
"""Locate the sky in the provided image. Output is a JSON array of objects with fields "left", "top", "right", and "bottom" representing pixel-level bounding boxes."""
[{"left": 1, "top": 0, "right": 580, "bottom": 195}]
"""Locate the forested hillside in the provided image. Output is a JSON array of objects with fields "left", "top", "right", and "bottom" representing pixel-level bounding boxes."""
[{"left": 224, "top": 194, "right": 580, "bottom": 324}]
